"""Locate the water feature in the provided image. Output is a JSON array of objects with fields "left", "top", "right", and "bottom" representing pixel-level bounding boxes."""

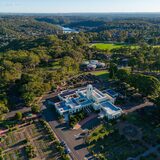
[{"left": 58, "top": 26, "right": 78, "bottom": 33}]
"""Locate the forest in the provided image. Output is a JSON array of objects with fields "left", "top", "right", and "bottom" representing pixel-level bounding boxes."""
[{"left": 0, "top": 14, "right": 160, "bottom": 120}]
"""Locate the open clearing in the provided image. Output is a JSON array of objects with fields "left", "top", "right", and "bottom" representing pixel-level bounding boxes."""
[
  {"left": 91, "top": 43, "right": 138, "bottom": 50},
  {"left": 91, "top": 70, "right": 109, "bottom": 81}
]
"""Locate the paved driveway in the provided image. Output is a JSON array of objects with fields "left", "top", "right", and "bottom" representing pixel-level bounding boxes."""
[{"left": 41, "top": 103, "right": 94, "bottom": 160}]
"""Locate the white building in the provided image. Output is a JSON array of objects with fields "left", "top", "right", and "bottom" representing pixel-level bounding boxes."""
[
  {"left": 82, "top": 60, "right": 106, "bottom": 70},
  {"left": 54, "top": 85, "right": 123, "bottom": 120}
]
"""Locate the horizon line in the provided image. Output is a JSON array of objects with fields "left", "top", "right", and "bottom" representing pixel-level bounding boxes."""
[{"left": 1, "top": 11, "right": 160, "bottom": 14}]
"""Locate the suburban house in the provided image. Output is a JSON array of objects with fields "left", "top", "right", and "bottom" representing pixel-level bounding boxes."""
[{"left": 54, "top": 85, "right": 123, "bottom": 120}]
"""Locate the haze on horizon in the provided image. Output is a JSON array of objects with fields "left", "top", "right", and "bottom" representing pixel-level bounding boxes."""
[{"left": 0, "top": 0, "right": 160, "bottom": 13}]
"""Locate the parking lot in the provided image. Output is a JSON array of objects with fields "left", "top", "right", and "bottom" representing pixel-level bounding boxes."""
[{"left": 41, "top": 101, "right": 101, "bottom": 160}]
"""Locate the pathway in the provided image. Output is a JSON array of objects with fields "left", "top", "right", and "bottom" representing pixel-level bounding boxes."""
[
  {"left": 123, "top": 102, "right": 154, "bottom": 113},
  {"left": 134, "top": 144, "right": 160, "bottom": 160}
]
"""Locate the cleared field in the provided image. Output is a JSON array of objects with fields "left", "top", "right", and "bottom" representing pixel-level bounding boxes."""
[
  {"left": 91, "top": 70, "right": 109, "bottom": 81},
  {"left": 91, "top": 43, "right": 138, "bottom": 50}
]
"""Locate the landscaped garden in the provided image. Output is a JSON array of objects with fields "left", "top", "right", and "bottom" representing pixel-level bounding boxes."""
[
  {"left": 0, "top": 119, "right": 69, "bottom": 160},
  {"left": 86, "top": 106, "right": 160, "bottom": 160},
  {"left": 69, "top": 110, "right": 87, "bottom": 128},
  {"left": 87, "top": 123, "right": 147, "bottom": 160},
  {"left": 126, "top": 107, "right": 160, "bottom": 147},
  {"left": 65, "top": 73, "right": 101, "bottom": 89},
  {"left": 140, "top": 153, "right": 158, "bottom": 160}
]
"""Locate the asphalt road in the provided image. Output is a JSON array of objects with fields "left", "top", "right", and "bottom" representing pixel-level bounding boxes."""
[
  {"left": 41, "top": 103, "right": 94, "bottom": 160},
  {"left": 5, "top": 107, "right": 31, "bottom": 119}
]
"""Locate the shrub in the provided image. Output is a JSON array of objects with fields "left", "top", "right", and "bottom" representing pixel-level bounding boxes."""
[
  {"left": 15, "top": 112, "right": 22, "bottom": 120},
  {"left": 25, "top": 144, "right": 36, "bottom": 159},
  {"left": 31, "top": 104, "right": 40, "bottom": 113},
  {"left": 62, "top": 155, "right": 70, "bottom": 160},
  {"left": 0, "top": 147, "right": 2, "bottom": 154},
  {"left": 0, "top": 155, "right": 3, "bottom": 160}
]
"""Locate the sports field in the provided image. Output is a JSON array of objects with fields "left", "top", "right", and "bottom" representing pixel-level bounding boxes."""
[
  {"left": 91, "top": 43, "right": 138, "bottom": 50},
  {"left": 91, "top": 70, "right": 109, "bottom": 81}
]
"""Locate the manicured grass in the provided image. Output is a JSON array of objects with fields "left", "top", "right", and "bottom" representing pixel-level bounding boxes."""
[
  {"left": 91, "top": 43, "right": 138, "bottom": 50},
  {"left": 91, "top": 70, "right": 109, "bottom": 81}
]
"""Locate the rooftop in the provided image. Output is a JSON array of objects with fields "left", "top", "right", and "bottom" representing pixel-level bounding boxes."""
[
  {"left": 100, "top": 101, "right": 121, "bottom": 115},
  {"left": 92, "top": 88, "right": 106, "bottom": 99},
  {"left": 59, "top": 90, "right": 77, "bottom": 99},
  {"left": 55, "top": 101, "right": 71, "bottom": 113},
  {"left": 106, "top": 89, "right": 118, "bottom": 98},
  {"left": 56, "top": 85, "right": 118, "bottom": 115}
]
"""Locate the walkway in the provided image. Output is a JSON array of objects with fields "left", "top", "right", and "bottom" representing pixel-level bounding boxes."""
[
  {"left": 123, "top": 102, "right": 154, "bottom": 114},
  {"left": 134, "top": 144, "right": 160, "bottom": 160}
]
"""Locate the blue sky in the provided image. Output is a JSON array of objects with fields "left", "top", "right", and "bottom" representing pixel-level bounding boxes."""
[{"left": 0, "top": 0, "right": 160, "bottom": 13}]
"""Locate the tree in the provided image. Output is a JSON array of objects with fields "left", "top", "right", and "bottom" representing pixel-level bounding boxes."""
[
  {"left": 31, "top": 104, "right": 40, "bottom": 113},
  {"left": 155, "top": 97, "right": 160, "bottom": 107},
  {"left": 128, "top": 57, "right": 138, "bottom": 71},
  {"left": 0, "top": 102, "right": 9, "bottom": 120},
  {"left": 60, "top": 56, "right": 74, "bottom": 72},
  {"left": 116, "top": 69, "right": 130, "bottom": 81},
  {"left": 22, "top": 92, "right": 36, "bottom": 106},
  {"left": 15, "top": 112, "right": 22, "bottom": 120},
  {"left": 109, "top": 63, "right": 118, "bottom": 79},
  {"left": 130, "top": 74, "right": 160, "bottom": 97}
]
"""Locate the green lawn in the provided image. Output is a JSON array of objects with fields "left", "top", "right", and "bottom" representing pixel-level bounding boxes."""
[
  {"left": 91, "top": 43, "right": 138, "bottom": 50},
  {"left": 91, "top": 70, "right": 109, "bottom": 81}
]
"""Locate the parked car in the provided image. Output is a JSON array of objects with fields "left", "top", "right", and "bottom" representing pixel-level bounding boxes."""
[
  {"left": 64, "top": 146, "right": 71, "bottom": 154},
  {"left": 60, "top": 141, "right": 66, "bottom": 146}
]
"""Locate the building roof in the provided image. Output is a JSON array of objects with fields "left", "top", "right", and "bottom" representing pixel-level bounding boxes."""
[
  {"left": 106, "top": 89, "right": 118, "bottom": 98},
  {"left": 55, "top": 101, "right": 71, "bottom": 113},
  {"left": 100, "top": 101, "right": 121, "bottom": 115},
  {"left": 59, "top": 90, "right": 77, "bottom": 99},
  {"left": 56, "top": 85, "right": 120, "bottom": 116}
]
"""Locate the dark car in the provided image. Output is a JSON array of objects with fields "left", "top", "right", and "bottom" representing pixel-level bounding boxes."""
[
  {"left": 60, "top": 141, "right": 66, "bottom": 146},
  {"left": 64, "top": 147, "right": 71, "bottom": 154}
]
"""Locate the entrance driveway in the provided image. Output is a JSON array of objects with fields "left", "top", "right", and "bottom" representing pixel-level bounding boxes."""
[{"left": 41, "top": 103, "right": 95, "bottom": 160}]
